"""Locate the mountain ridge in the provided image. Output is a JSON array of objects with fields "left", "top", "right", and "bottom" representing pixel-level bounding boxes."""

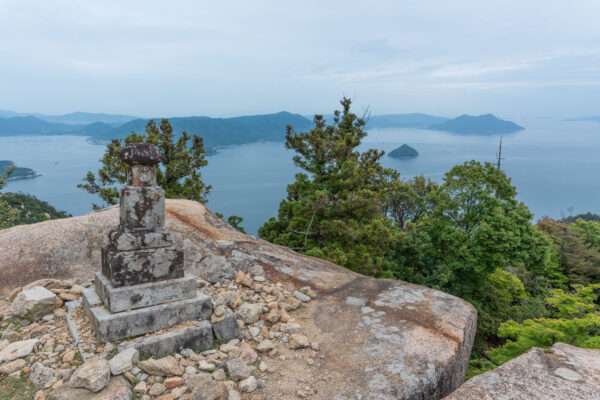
[
  {"left": 0, "top": 109, "right": 138, "bottom": 125},
  {"left": 428, "top": 113, "right": 524, "bottom": 134}
]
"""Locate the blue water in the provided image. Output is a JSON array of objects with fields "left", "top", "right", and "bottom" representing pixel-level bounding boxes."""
[{"left": 1, "top": 118, "right": 599, "bottom": 235}]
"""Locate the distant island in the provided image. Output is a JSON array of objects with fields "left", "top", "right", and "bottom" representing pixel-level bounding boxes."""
[
  {"left": 0, "top": 160, "right": 40, "bottom": 181},
  {"left": 388, "top": 144, "right": 419, "bottom": 159},
  {"left": 428, "top": 114, "right": 524, "bottom": 134}
]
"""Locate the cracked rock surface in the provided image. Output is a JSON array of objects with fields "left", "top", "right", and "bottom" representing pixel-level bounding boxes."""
[{"left": 444, "top": 343, "right": 600, "bottom": 400}]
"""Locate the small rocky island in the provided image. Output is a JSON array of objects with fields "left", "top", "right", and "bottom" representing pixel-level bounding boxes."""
[
  {"left": 0, "top": 160, "right": 40, "bottom": 181},
  {"left": 428, "top": 113, "right": 523, "bottom": 134},
  {"left": 388, "top": 144, "right": 419, "bottom": 159}
]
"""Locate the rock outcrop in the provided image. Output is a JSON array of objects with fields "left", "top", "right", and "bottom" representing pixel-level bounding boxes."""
[
  {"left": 0, "top": 199, "right": 477, "bottom": 399},
  {"left": 444, "top": 343, "right": 600, "bottom": 400}
]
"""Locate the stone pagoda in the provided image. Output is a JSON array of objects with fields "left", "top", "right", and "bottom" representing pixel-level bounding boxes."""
[{"left": 82, "top": 143, "right": 213, "bottom": 355}]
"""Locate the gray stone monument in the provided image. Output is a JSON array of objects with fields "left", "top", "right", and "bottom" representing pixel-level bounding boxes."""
[{"left": 82, "top": 143, "right": 213, "bottom": 355}]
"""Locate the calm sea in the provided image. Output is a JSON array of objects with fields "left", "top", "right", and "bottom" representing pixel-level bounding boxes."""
[{"left": 1, "top": 118, "right": 599, "bottom": 235}]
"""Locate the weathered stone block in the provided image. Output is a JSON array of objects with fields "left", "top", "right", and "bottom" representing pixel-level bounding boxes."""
[
  {"left": 124, "top": 322, "right": 213, "bottom": 357},
  {"left": 82, "top": 289, "right": 212, "bottom": 342},
  {"left": 127, "top": 164, "right": 157, "bottom": 186},
  {"left": 119, "top": 185, "right": 165, "bottom": 230},
  {"left": 212, "top": 309, "right": 241, "bottom": 342},
  {"left": 101, "top": 245, "right": 184, "bottom": 287},
  {"left": 95, "top": 272, "right": 196, "bottom": 312},
  {"left": 108, "top": 228, "right": 173, "bottom": 251}
]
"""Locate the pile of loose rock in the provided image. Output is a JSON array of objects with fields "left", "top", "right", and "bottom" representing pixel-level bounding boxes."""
[{"left": 0, "top": 269, "right": 320, "bottom": 400}]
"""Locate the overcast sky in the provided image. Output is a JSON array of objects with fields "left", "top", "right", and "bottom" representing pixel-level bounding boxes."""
[{"left": 1, "top": 0, "right": 600, "bottom": 119}]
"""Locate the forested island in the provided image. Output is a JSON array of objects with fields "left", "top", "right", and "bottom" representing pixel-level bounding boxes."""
[
  {"left": 0, "top": 160, "right": 40, "bottom": 181},
  {"left": 428, "top": 114, "right": 524, "bottom": 134},
  {"left": 388, "top": 144, "right": 419, "bottom": 158}
]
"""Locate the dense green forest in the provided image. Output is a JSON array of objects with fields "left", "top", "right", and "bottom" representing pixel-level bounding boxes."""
[
  {"left": 259, "top": 98, "right": 600, "bottom": 377},
  {"left": 1, "top": 192, "right": 70, "bottom": 225}
]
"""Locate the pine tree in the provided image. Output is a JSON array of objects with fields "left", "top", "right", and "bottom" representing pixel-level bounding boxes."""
[{"left": 259, "top": 98, "right": 401, "bottom": 276}]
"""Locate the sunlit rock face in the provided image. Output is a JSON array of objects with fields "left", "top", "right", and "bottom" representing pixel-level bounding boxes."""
[
  {"left": 444, "top": 343, "right": 600, "bottom": 400},
  {"left": 0, "top": 199, "right": 477, "bottom": 399}
]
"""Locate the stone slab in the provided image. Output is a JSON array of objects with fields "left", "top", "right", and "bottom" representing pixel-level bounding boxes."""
[
  {"left": 119, "top": 185, "right": 165, "bottom": 230},
  {"left": 127, "top": 164, "right": 157, "bottom": 186},
  {"left": 212, "top": 309, "right": 241, "bottom": 342},
  {"left": 108, "top": 228, "right": 173, "bottom": 251},
  {"left": 101, "top": 245, "right": 184, "bottom": 287},
  {"left": 95, "top": 271, "right": 196, "bottom": 313},
  {"left": 123, "top": 322, "right": 213, "bottom": 357},
  {"left": 82, "top": 289, "right": 212, "bottom": 342}
]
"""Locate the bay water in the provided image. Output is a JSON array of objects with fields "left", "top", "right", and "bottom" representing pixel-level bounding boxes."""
[{"left": 1, "top": 118, "right": 599, "bottom": 235}]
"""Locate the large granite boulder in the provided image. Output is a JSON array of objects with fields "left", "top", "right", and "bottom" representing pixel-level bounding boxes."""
[
  {"left": 0, "top": 199, "right": 477, "bottom": 399},
  {"left": 10, "top": 285, "right": 57, "bottom": 320},
  {"left": 444, "top": 343, "right": 600, "bottom": 400}
]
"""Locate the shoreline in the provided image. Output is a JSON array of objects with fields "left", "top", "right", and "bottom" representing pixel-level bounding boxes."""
[{"left": 6, "top": 173, "right": 42, "bottom": 181}]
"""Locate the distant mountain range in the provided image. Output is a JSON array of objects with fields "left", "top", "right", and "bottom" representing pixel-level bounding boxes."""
[
  {"left": 0, "top": 112, "right": 314, "bottom": 153},
  {"left": 0, "top": 110, "right": 138, "bottom": 126},
  {"left": 0, "top": 109, "right": 525, "bottom": 152},
  {"left": 309, "top": 113, "right": 449, "bottom": 129},
  {"left": 367, "top": 113, "right": 449, "bottom": 129},
  {"left": 428, "top": 114, "right": 524, "bottom": 134},
  {"left": 102, "top": 112, "right": 314, "bottom": 151},
  {"left": 569, "top": 116, "right": 600, "bottom": 123}
]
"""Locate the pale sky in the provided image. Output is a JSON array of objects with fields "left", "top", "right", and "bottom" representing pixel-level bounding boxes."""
[{"left": 1, "top": 0, "right": 600, "bottom": 119}]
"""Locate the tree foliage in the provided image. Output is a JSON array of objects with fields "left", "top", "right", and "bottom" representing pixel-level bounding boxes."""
[
  {"left": 536, "top": 218, "right": 600, "bottom": 285},
  {"left": 79, "top": 119, "right": 211, "bottom": 209},
  {"left": 391, "top": 161, "right": 550, "bottom": 337},
  {"left": 259, "top": 98, "right": 401, "bottom": 276},
  {"left": 1, "top": 192, "right": 70, "bottom": 226},
  {"left": 0, "top": 165, "right": 19, "bottom": 229},
  {"left": 489, "top": 284, "right": 600, "bottom": 365}
]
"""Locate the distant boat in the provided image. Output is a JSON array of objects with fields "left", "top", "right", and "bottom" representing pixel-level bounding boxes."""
[{"left": 388, "top": 144, "right": 419, "bottom": 159}]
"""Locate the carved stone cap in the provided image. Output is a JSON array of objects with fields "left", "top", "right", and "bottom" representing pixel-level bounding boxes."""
[{"left": 119, "top": 143, "right": 161, "bottom": 166}]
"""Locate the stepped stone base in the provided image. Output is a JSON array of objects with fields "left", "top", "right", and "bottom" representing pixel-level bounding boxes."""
[
  {"left": 94, "top": 271, "right": 196, "bottom": 313},
  {"left": 82, "top": 288, "right": 212, "bottom": 342},
  {"left": 123, "top": 322, "right": 213, "bottom": 357}
]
